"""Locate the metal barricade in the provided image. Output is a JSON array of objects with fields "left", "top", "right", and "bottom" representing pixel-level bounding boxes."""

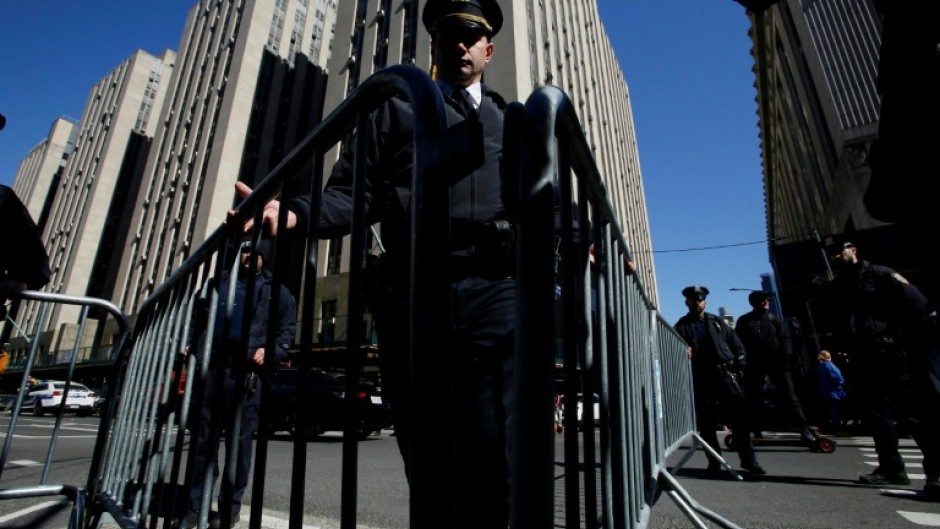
[
  {"left": 82, "top": 64, "right": 451, "bottom": 529},
  {"left": 74, "top": 66, "right": 741, "bottom": 529},
  {"left": 510, "top": 85, "right": 742, "bottom": 529},
  {"left": 0, "top": 290, "right": 130, "bottom": 529}
]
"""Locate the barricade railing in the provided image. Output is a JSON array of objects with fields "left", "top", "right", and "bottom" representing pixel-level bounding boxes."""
[
  {"left": 0, "top": 290, "right": 130, "bottom": 529},
  {"left": 76, "top": 64, "right": 742, "bottom": 529},
  {"left": 509, "top": 85, "right": 743, "bottom": 529},
  {"left": 82, "top": 64, "right": 451, "bottom": 529}
]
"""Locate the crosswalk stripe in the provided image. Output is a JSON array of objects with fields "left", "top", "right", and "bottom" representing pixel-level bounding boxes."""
[
  {"left": 862, "top": 461, "right": 927, "bottom": 479},
  {"left": 898, "top": 511, "right": 940, "bottom": 526},
  {"left": 0, "top": 500, "right": 69, "bottom": 524},
  {"left": 859, "top": 447, "right": 922, "bottom": 453},
  {"left": 858, "top": 442, "right": 937, "bottom": 526},
  {"left": 860, "top": 453, "right": 923, "bottom": 461}
]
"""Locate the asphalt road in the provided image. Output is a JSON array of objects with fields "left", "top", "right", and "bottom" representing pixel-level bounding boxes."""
[{"left": 1, "top": 416, "right": 939, "bottom": 528}]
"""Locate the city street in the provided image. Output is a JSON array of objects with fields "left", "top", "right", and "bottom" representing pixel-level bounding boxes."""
[{"left": 1, "top": 415, "right": 938, "bottom": 528}]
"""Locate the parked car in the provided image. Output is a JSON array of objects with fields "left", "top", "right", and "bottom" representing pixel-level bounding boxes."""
[
  {"left": 91, "top": 390, "right": 107, "bottom": 416},
  {"left": 22, "top": 380, "right": 97, "bottom": 416},
  {"left": 264, "top": 367, "right": 392, "bottom": 440}
]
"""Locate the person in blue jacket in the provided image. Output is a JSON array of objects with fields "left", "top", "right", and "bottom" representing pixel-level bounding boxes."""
[
  {"left": 182, "top": 237, "right": 296, "bottom": 529},
  {"left": 816, "top": 350, "right": 846, "bottom": 434},
  {"left": 674, "top": 285, "right": 765, "bottom": 476}
]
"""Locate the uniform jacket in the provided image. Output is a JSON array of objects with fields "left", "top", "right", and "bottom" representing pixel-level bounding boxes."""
[
  {"left": 830, "top": 259, "right": 930, "bottom": 344},
  {"left": 0, "top": 185, "right": 50, "bottom": 290},
  {"left": 192, "top": 269, "right": 297, "bottom": 365},
  {"left": 288, "top": 80, "right": 510, "bottom": 272},
  {"left": 674, "top": 312, "right": 747, "bottom": 371},
  {"left": 734, "top": 308, "right": 792, "bottom": 366}
]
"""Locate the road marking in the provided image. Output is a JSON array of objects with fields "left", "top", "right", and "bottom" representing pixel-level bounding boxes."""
[
  {"left": 0, "top": 433, "right": 99, "bottom": 439},
  {"left": 861, "top": 461, "right": 927, "bottom": 479},
  {"left": 4, "top": 459, "right": 43, "bottom": 468},
  {"left": 898, "top": 511, "right": 940, "bottom": 526},
  {"left": 0, "top": 500, "right": 70, "bottom": 524}
]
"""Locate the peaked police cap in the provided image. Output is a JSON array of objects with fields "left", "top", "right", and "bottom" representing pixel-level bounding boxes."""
[
  {"left": 681, "top": 285, "right": 709, "bottom": 301},
  {"left": 422, "top": 0, "right": 504, "bottom": 37}
]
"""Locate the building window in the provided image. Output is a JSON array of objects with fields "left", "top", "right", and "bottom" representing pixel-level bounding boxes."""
[{"left": 327, "top": 237, "right": 343, "bottom": 275}]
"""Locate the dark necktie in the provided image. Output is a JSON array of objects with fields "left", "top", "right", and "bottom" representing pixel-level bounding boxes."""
[{"left": 454, "top": 89, "right": 477, "bottom": 119}]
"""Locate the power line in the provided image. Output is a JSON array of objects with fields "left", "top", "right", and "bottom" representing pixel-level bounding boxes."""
[{"left": 650, "top": 238, "right": 782, "bottom": 254}]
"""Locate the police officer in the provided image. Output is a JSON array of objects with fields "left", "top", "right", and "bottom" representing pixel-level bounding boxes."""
[
  {"left": 233, "top": 0, "right": 516, "bottom": 525},
  {"left": 674, "top": 286, "right": 766, "bottom": 475},
  {"left": 735, "top": 290, "right": 815, "bottom": 443},
  {"left": 183, "top": 238, "right": 297, "bottom": 529},
  {"left": 828, "top": 240, "right": 939, "bottom": 495}
]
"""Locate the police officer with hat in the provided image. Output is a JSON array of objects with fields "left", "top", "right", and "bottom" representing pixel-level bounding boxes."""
[
  {"left": 674, "top": 285, "right": 766, "bottom": 475},
  {"left": 234, "top": 0, "right": 519, "bottom": 525},
  {"left": 182, "top": 237, "right": 297, "bottom": 529},
  {"left": 827, "top": 240, "right": 939, "bottom": 493},
  {"left": 735, "top": 290, "right": 816, "bottom": 444}
]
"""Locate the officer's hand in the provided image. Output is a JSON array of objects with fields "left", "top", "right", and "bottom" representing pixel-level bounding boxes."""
[
  {"left": 624, "top": 258, "right": 636, "bottom": 275},
  {"left": 687, "top": 347, "right": 693, "bottom": 359},
  {"left": 228, "top": 182, "right": 297, "bottom": 236},
  {"left": 251, "top": 347, "right": 265, "bottom": 366},
  {"left": 0, "top": 278, "right": 26, "bottom": 321},
  {"left": 588, "top": 244, "right": 636, "bottom": 276},
  {"left": 0, "top": 277, "right": 25, "bottom": 300},
  {"left": 731, "top": 371, "right": 743, "bottom": 381}
]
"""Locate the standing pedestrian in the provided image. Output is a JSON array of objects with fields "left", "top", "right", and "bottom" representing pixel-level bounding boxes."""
[
  {"left": 816, "top": 350, "right": 846, "bottom": 435},
  {"left": 182, "top": 238, "right": 297, "bottom": 529},
  {"left": 674, "top": 285, "right": 766, "bottom": 475},
  {"left": 735, "top": 290, "right": 816, "bottom": 443},
  {"left": 232, "top": 1, "right": 519, "bottom": 525},
  {"left": 827, "top": 239, "right": 939, "bottom": 495}
]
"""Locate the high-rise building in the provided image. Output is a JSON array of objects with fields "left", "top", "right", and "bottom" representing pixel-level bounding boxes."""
[
  {"left": 12, "top": 117, "right": 77, "bottom": 226},
  {"left": 14, "top": 49, "right": 176, "bottom": 332},
  {"left": 748, "top": 0, "right": 934, "bottom": 345},
  {"left": 111, "top": 0, "right": 336, "bottom": 313}
]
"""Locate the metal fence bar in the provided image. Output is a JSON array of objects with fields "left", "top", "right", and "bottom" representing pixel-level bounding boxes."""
[
  {"left": 513, "top": 84, "right": 741, "bottom": 529},
  {"left": 0, "top": 290, "right": 129, "bottom": 529},
  {"left": 82, "top": 64, "right": 449, "bottom": 529}
]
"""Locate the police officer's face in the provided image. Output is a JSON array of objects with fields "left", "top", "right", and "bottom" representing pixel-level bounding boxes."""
[
  {"left": 432, "top": 27, "right": 494, "bottom": 88},
  {"left": 685, "top": 297, "right": 706, "bottom": 315},
  {"left": 829, "top": 246, "right": 857, "bottom": 268}
]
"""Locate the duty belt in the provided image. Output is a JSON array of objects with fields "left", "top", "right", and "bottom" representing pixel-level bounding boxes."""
[{"left": 451, "top": 219, "right": 514, "bottom": 259}]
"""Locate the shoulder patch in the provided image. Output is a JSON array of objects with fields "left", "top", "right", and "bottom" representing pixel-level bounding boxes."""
[{"left": 890, "top": 272, "right": 910, "bottom": 285}]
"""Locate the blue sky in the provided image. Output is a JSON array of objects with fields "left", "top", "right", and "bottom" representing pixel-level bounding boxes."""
[{"left": 0, "top": 0, "right": 770, "bottom": 324}]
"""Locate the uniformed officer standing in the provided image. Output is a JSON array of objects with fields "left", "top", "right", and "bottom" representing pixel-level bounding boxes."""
[
  {"left": 235, "top": 0, "right": 517, "bottom": 525},
  {"left": 828, "top": 240, "right": 939, "bottom": 495},
  {"left": 674, "top": 286, "right": 766, "bottom": 475},
  {"left": 183, "top": 239, "right": 297, "bottom": 529},
  {"left": 735, "top": 290, "right": 815, "bottom": 444}
]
